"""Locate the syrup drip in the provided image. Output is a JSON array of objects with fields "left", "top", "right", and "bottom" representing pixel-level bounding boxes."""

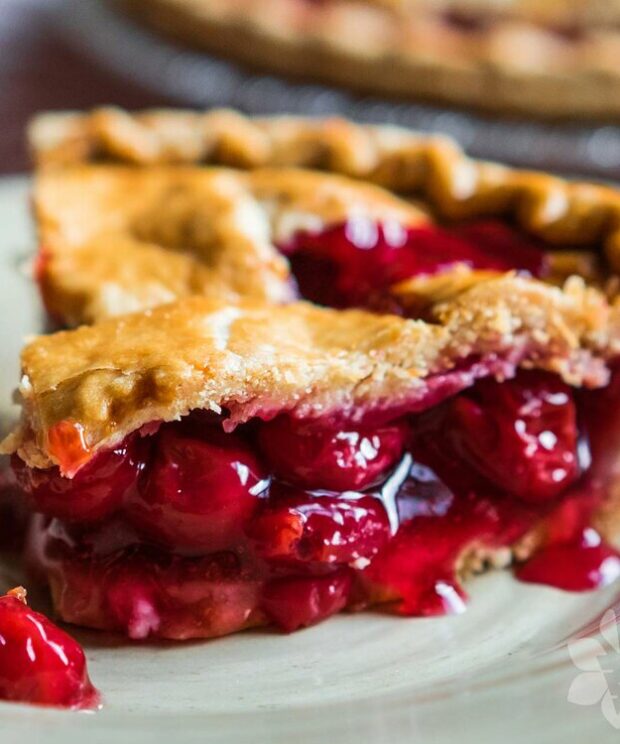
[
  {"left": 516, "top": 528, "right": 620, "bottom": 591},
  {"left": 366, "top": 462, "right": 539, "bottom": 615}
]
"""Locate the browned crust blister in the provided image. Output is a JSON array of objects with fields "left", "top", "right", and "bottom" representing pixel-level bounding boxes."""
[{"left": 115, "top": 0, "right": 620, "bottom": 118}]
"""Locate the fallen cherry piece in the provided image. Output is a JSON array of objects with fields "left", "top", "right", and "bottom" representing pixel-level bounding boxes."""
[{"left": 0, "top": 587, "right": 99, "bottom": 709}]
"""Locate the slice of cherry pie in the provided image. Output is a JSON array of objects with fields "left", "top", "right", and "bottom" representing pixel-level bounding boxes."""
[
  {"left": 2, "top": 284, "right": 620, "bottom": 639},
  {"left": 4, "top": 106, "right": 619, "bottom": 641},
  {"left": 29, "top": 107, "right": 614, "bottom": 326}
]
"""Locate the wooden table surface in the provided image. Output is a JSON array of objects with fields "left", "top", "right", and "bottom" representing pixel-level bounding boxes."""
[{"left": 0, "top": 0, "right": 167, "bottom": 174}]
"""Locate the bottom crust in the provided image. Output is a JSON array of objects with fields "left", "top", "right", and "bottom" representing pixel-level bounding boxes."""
[{"left": 31, "top": 522, "right": 619, "bottom": 641}]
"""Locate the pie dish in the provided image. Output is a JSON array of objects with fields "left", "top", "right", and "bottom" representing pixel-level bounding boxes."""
[
  {"left": 4, "top": 106, "right": 620, "bottom": 642},
  {"left": 115, "top": 0, "right": 620, "bottom": 118}
]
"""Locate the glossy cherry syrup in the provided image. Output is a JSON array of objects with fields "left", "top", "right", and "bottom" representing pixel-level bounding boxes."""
[
  {"left": 281, "top": 219, "right": 548, "bottom": 309},
  {"left": 516, "top": 528, "right": 620, "bottom": 590},
  {"left": 15, "top": 369, "right": 620, "bottom": 639},
  {"left": 0, "top": 587, "right": 99, "bottom": 709}
]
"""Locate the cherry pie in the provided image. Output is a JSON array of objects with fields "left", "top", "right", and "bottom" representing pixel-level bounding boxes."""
[
  {"left": 2, "top": 287, "right": 620, "bottom": 638},
  {"left": 116, "top": 0, "right": 620, "bottom": 118},
  {"left": 29, "top": 107, "right": 617, "bottom": 325},
  {"left": 4, "top": 106, "right": 620, "bottom": 641}
]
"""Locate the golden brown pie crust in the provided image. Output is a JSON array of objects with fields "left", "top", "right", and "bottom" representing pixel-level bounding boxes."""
[
  {"left": 114, "top": 0, "right": 620, "bottom": 118},
  {"left": 30, "top": 108, "right": 620, "bottom": 237},
  {"left": 3, "top": 279, "right": 618, "bottom": 473},
  {"left": 20, "top": 107, "right": 620, "bottom": 479},
  {"left": 35, "top": 164, "right": 426, "bottom": 325}
]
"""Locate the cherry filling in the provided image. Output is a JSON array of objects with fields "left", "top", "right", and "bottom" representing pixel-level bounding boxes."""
[
  {"left": 129, "top": 426, "right": 268, "bottom": 553},
  {"left": 13, "top": 369, "right": 620, "bottom": 640},
  {"left": 0, "top": 463, "right": 28, "bottom": 552},
  {"left": 410, "top": 371, "right": 582, "bottom": 504},
  {"left": 0, "top": 587, "right": 99, "bottom": 709},
  {"left": 257, "top": 416, "right": 409, "bottom": 491},
  {"left": 14, "top": 436, "right": 144, "bottom": 523},
  {"left": 281, "top": 219, "right": 549, "bottom": 309},
  {"left": 248, "top": 485, "right": 392, "bottom": 565}
]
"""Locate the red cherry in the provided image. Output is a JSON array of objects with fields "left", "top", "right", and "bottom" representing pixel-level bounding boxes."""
[
  {"left": 129, "top": 424, "right": 268, "bottom": 553},
  {"left": 450, "top": 221, "right": 548, "bottom": 278},
  {"left": 258, "top": 416, "right": 408, "bottom": 491},
  {"left": 283, "top": 219, "right": 547, "bottom": 308},
  {"left": 0, "top": 588, "right": 98, "bottom": 709},
  {"left": 105, "top": 575, "right": 162, "bottom": 641},
  {"left": 261, "top": 571, "right": 352, "bottom": 632},
  {"left": 12, "top": 436, "right": 144, "bottom": 523},
  {"left": 249, "top": 488, "right": 391, "bottom": 565},
  {"left": 413, "top": 371, "right": 580, "bottom": 503}
]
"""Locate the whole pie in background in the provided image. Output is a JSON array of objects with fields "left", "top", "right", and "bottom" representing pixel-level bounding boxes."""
[
  {"left": 116, "top": 0, "right": 620, "bottom": 118},
  {"left": 3, "top": 107, "right": 620, "bottom": 641}
]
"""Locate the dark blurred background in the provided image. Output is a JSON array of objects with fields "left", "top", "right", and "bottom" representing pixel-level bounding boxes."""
[{"left": 1, "top": 0, "right": 162, "bottom": 173}]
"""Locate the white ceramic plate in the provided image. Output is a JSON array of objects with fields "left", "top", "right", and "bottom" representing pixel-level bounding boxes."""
[{"left": 1, "top": 176, "right": 620, "bottom": 744}]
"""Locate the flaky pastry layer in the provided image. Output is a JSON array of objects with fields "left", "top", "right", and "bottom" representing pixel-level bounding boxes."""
[
  {"left": 3, "top": 274, "right": 619, "bottom": 473},
  {"left": 31, "top": 108, "right": 620, "bottom": 243}
]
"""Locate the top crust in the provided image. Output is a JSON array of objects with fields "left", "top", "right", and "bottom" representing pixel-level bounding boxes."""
[
  {"left": 3, "top": 275, "right": 619, "bottom": 473},
  {"left": 363, "top": 1, "right": 620, "bottom": 26},
  {"left": 30, "top": 108, "right": 620, "bottom": 246},
  {"left": 12, "top": 106, "right": 620, "bottom": 474},
  {"left": 34, "top": 164, "right": 427, "bottom": 325}
]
